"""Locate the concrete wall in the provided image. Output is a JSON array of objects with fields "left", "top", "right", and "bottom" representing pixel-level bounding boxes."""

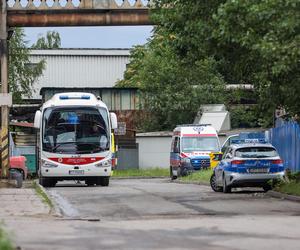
[{"left": 136, "top": 136, "right": 172, "bottom": 169}]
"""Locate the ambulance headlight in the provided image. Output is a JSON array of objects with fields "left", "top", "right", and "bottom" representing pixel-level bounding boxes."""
[
  {"left": 95, "top": 159, "right": 112, "bottom": 168},
  {"left": 181, "top": 158, "right": 191, "bottom": 165},
  {"left": 41, "top": 159, "right": 58, "bottom": 168}
]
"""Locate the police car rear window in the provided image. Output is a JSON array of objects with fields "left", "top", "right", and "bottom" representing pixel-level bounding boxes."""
[{"left": 235, "top": 147, "right": 278, "bottom": 158}]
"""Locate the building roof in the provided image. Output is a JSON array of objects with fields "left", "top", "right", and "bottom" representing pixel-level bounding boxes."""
[
  {"left": 136, "top": 131, "right": 173, "bottom": 137},
  {"left": 30, "top": 48, "right": 130, "bottom": 56}
]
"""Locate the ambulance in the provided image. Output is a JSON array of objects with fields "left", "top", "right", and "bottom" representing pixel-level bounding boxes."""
[{"left": 170, "top": 124, "right": 221, "bottom": 179}]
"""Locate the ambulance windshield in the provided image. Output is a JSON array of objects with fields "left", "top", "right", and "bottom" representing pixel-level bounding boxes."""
[{"left": 182, "top": 137, "right": 220, "bottom": 152}]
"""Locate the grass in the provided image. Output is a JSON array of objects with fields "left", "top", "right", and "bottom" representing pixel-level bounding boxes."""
[
  {"left": 179, "top": 169, "right": 213, "bottom": 184},
  {"left": 32, "top": 181, "right": 54, "bottom": 209},
  {"left": 275, "top": 181, "right": 300, "bottom": 196},
  {"left": 0, "top": 226, "right": 13, "bottom": 250},
  {"left": 113, "top": 168, "right": 169, "bottom": 178}
]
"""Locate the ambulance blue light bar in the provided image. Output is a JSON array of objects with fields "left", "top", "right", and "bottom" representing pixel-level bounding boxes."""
[{"left": 59, "top": 95, "right": 91, "bottom": 100}]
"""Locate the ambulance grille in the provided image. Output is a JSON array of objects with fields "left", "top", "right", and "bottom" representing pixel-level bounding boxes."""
[{"left": 191, "top": 158, "right": 210, "bottom": 169}]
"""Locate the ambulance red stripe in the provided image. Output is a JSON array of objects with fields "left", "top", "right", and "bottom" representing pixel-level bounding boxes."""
[{"left": 182, "top": 134, "right": 217, "bottom": 137}]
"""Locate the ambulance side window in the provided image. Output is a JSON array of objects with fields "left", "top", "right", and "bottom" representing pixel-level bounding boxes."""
[{"left": 173, "top": 137, "right": 180, "bottom": 153}]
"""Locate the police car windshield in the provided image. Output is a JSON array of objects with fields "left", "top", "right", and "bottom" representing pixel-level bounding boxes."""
[
  {"left": 182, "top": 137, "right": 219, "bottom": 152},
  {"left": 235, "top": 147, "right": 278, "bottom": 158}
]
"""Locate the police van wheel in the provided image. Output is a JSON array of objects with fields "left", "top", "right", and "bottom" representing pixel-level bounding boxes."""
[
  {"left": 223, "top": 175, "right": 231, "bottom": 193},
  {"left": 170, "top": 166, "right": 177, "bottom": 180}
]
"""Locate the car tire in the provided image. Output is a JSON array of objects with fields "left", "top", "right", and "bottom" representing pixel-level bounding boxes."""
[
  {"left": 223, "top": 175, "right": 231, "bottom": 193},
  {"left": 100, "top": 177, "right": 110, "bottom": 187},
  {"left": 263, "top": 185, "right": 272, "bottom": 192},
  {"left": 170, "top": 166, "right": 177, "bottom": 180},
  {"left": 210, "top": 173, "right": 223, "bottom": 192}
]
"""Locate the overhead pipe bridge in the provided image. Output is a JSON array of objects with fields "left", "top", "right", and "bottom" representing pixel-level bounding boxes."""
[{"left": 6, "top": 0, "right": 153, "bottom": 27}]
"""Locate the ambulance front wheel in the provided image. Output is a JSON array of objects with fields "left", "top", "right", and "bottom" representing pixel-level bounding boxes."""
[{"left": 170, "top": 166, "right": 177, "bottom": 180}]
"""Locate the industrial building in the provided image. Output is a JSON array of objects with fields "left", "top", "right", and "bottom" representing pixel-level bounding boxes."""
[{"left": 28, "top": 48, "right": 130, "bottom": 100}]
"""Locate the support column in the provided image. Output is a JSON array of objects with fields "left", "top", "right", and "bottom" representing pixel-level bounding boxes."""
[{"left": 0, "top": 0, "right": 9, "bottom": 178}]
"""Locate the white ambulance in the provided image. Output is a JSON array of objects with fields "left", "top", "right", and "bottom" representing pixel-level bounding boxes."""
[{"left": 170, "top": 124, "right": 221, "bottom": 179}]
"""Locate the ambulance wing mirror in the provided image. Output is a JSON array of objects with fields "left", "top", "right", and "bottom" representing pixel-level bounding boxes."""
[
  {"left": 34, "top": 110, "right": 41, "bottom": 129},
  {"left": 110, "top": 112, "right": 118, "bottom": 130}
]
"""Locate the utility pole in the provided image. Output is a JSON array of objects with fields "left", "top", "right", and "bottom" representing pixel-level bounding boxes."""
[{"left": 0, "top": 0, "right": 9, "bottom": 178}]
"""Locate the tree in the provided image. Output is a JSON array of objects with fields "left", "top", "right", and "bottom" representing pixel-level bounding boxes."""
[
  {"left": 120, "top": 0, "right": 300, "bottom": 129},
  {"left": 9, "top": 28, "right": 45, "bottom": 102},
  {"left": 118, "top": 1, "right": 226, "bottom": 131},
  {"left": 31, "top": 31, "right": 61, "bottom": 49},
  {"left": 212, "top": 0, "right": 300, "bottom": 126}
]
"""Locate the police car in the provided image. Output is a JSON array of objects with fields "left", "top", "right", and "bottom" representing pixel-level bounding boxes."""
[{"left": 210, "top": 140, "right": 285, "bottom": 193}]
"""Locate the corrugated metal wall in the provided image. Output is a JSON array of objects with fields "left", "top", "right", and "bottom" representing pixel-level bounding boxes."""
[
  {"left": 270, "top": 121, "right": 300, "bottom": 172},
  {"left": 29, "top": 49, "right": 130, "bottom": 99}
]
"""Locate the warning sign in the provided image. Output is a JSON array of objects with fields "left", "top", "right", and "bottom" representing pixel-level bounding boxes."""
[{"left": 114, "top": 122, "right": 126, "bottom": 136}]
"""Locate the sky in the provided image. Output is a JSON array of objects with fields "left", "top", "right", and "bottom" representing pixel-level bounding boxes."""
[{"left": 24, "top": 26, "right": 153, "bottom": 49}]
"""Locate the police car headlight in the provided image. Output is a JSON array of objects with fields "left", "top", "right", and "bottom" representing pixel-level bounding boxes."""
[
  {"left": 41, "top": 159, "right": 58, "bottom": 168},
  {"left": 95, "top": 159, "right": 112, "bottom": 168}
]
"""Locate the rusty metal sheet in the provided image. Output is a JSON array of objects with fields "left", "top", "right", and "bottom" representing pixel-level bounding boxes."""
[{"left": 7, "top": 9, "right": 152, "bottom": 27}]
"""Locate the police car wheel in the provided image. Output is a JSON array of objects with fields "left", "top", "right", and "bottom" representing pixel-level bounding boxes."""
[
  {"left": 210, "top": 174, "right": 223, "bottom": 192},
  {"left": 263, "top": 185, "right": 272, "bottom": 192},
  {"left": 223, "top": 175, "right": 231, "bottom": 193}
]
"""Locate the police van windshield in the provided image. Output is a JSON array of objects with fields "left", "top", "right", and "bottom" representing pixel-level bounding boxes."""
[
  {"left": 235, "top": 147, "right": 278, "bottom": 158},
  {"left": 182, "top": 137, "right": 220, "bottom": 152},
  {"left": 42, "top": 107, "right": 109, "bottom": 154}
]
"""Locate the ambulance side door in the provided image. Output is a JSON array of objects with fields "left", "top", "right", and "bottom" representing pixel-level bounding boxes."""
[{"left": 170, "top": 136, "right": 180, "bottom": 168}]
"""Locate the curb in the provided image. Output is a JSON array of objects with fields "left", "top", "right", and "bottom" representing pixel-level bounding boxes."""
[
  {"left": 267, "top": 190, "right": 300, "bottom": 203},
  {"left": 34, "top": 180, "right": 63, "bottom": 217},
  {"left": 111, "top": 176, "right": 169, "bottom": 180},
  {"left": 173, "top": 179, "right": 210, "bottom": 186}
]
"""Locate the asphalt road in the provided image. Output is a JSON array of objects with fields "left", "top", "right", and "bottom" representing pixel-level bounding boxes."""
[{"left": 5, "top": 178, "right": 300, "bottom": 250}]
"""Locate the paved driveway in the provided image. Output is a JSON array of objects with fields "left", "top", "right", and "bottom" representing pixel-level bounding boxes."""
[{"left": 2, "top": 178, "right": 300, "bottom": 250}]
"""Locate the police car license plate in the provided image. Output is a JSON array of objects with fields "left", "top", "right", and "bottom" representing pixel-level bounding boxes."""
[
  {"left": 249, "top": 168, "right": 269, "bottom": 174},
  {"left": 69, "top": 170, "right": 84, "bottom": 175}
]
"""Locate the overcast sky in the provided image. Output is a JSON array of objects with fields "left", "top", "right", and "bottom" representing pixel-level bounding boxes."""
[{"left": 24, "top": 26, "right": 153, "bottom": 49}]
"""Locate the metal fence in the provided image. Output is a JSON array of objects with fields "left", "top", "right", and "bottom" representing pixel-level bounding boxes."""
[
  {"left": 117, "top": 146, "right": 139, "bottom": 170},
  {"left": 270, "top": 121, "right": 300, "bottom": 172}
]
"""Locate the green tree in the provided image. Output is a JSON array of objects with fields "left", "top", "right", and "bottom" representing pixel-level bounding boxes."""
[
  {"left": 118, "top": 1, "right": 226, "bottom": 131},
  {"left": 31, "top": 31, "right": 61, "bottom": 49},
  {"left": 121, "top": 0, "right": 300, "bottom": 129},
  {"left": 212, "top": 0, "right": 300, "bottom": 126},
  {"left": 9, "top": 28, "right": 45, "bottom": 102}
]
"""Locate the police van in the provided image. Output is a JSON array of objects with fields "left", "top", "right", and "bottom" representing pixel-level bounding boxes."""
[{"left": 170, "top": 124, "right": 221, "bottom": 179}]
